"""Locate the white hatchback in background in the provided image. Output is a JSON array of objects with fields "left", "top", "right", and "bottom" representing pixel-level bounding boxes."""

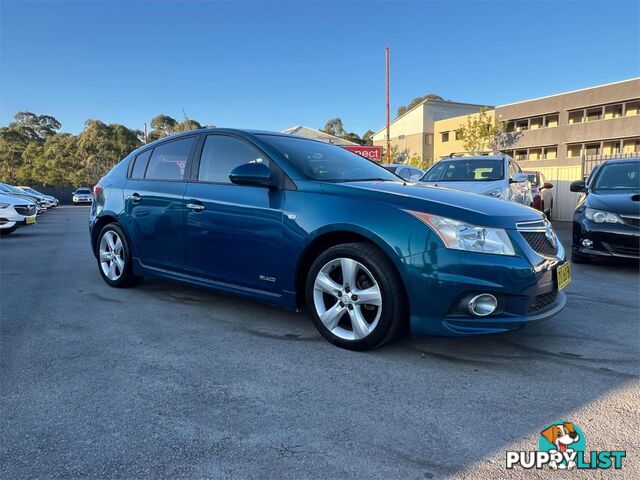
[
  {"left": 419, "top": 155, "right": 533, "bottom": 207},
  {"left": 0, "top": 193, "right": 38, "bottom": 236}
]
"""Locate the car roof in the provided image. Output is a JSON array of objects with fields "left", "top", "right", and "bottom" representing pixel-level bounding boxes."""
[
  {"left": 599, "top": 157, "right": 640, "bottom": 165},
  {"left": 439, "top": 155, "right": 506, "bottom": 162}
]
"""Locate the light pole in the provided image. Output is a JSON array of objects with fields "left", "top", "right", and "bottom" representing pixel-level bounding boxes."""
[{"left": 385, "top": 47, "right": 390, "bottom": 164}]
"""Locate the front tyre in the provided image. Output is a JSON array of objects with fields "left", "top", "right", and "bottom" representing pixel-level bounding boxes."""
[
  {"left": 96, "top": 223, "right": 142, "bottom": 287},
  {"left": 305, "top": 243, "right": 406, "bottom": 351},
  {"left": 0, "top": 227, "right": 17, "bottom": 236}
]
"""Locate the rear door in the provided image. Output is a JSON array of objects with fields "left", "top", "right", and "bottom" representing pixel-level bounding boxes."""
[
  {"left": 123, "top": 136, "right": 197, "bottom": 271},
  {"left": 183, "top": 133, "right": 284, "bottom": 292}
]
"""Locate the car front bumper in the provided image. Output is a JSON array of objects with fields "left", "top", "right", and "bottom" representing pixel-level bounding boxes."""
[
  {"left": 573, "top": 218, "right": 640, "bottom": 259},
  {"left": 401, "top": 247, "right": 568, "bottom": 336}
]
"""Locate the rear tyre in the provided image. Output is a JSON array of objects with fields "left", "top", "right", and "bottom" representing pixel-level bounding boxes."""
[
  {"left": 305, "top": 242, "right": 406, "bottom": 351},
  {"left": 571, "top": 248, "right": 591, "bottom": 264},
  {"left": 96, "top": 223, "right": 143, "bottom": 287},
  {"left": 546, "top": 201, "right": 553, "bottom": 220}
]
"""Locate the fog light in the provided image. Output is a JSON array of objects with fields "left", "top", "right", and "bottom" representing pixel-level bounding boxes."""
[
  {"left": 581, "top": 238, "right": 593, "bottom": 248},
  {"left": 468, "top": 294, "right": 498, "bottom": 316}
]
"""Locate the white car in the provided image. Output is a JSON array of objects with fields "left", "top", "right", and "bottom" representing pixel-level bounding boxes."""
[
  {"left": 0, "top": 193, "right": 37, "bottom": 236},
  {"left": 73, "top": 188, "right": 94, "bottom": 205},
  {"left": 17, "top": 186, "right": 58, "bottom": 207},
  {"left": 419, "top": 155, "right": 533, "bottom": 206}
]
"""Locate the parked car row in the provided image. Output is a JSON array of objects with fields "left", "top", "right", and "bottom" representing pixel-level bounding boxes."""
[{"left": 0, "top": 183, "right": 60, "bottom": 236}]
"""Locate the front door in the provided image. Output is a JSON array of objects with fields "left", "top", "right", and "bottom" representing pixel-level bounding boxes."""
[
  {"left": 184, "top": 134, "right": 284, "bottom": 292},
  {"left": 123, "top": 136, "right": 196, "bottom": 271}
]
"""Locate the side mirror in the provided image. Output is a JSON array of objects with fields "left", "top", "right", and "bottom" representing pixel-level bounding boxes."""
[
  {"left": 569, "top": 180, "right": 587, "bottom": 193},
  {"left": 510, "top": 172, "right": 528, "bottom": 184},
  {"left": 543, "top": 182, "right": 554, "bottom": 189},
  {"left": 229, "top": 162, "right": 273, "bottom": 187}
]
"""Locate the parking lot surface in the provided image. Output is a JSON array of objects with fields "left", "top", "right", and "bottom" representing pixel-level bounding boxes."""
[{"left": 1, "top": 206, "right": 638, "bottom": 479}]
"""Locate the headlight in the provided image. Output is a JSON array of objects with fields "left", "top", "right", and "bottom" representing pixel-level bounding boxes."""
[
  {"left": 0, "top": 203, "right": 10, "bottom": 209},
  {"left": 482, "top": 187, "right": 503, "bottom": 198},
  {"left": 585, "top": 208, "right": 623, "bottom": 224},
  {"left": 408, "top": 211, "right": 516, "bottom": 255}
]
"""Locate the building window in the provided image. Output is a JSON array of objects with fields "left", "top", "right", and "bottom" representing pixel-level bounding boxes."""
[
  {"left": 441, "top": 132, "right": 449, "bottom": 142},
  {"left": 586, "top": 107, "right": 603, "bottom": 122},
  {"left": 625, "top": 101, "right": 639, "bottom": 116},
  {"left": 516, "top": 119, "right": 529, "bottom": 131},
  {"left": 506, "top": 121, "right": 516, "bottom": 133},
  {"left": 604, "top": 104, "right": 623, "bottom": 119},
  {"left": 424, "top": 134, "right": 433, "bottom": 145},
  {"left": 455, "top": 130, "right": 463, "bottom": 141},
  {"left": 603, "top": 141, "right": 621, "bottom": 155},
  {"left": 567, "top": 144, "right": 582, "bottom": 158},
  {"left": 528, "top": 148, "right": 542, "bottom": 160},
  {"left": 623, "top": 138, "right": 640, "bottom": 153},
  {"left": 515, "top": 149, "right": 527, "bottom": 161},
  {"left": 530, "top": 117, "right": 543, "bottom": 130},
  {"left": 568, "top": 110, "right": 584, "bottom": 124},
  {"left": 545, "top": 114, "right": 559, "bottom": 127},
  {"left": 543, "top": 146, "right": 558, "bottom": 160},
  {"left": 585, "top": 143, "right": 601, "bottom": 156}
]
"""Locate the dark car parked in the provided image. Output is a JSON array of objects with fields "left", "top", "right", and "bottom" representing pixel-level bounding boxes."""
[
  {"left": 89, "top": 129, "right": 569, "bottom": 351},
  {"left": 570, "top": 158, "right": 640, "bottom": 263}
]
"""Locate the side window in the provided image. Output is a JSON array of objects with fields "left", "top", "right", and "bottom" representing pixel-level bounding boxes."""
[
  {"left": 423, "top": 163, "right": 445, "bottom": 181},
  {"left": 396, "top": 167, "right": 409, "bottom": 179},
  {"left": 198, "top": 135, "right": 268, "bottom": 183},
  {"left": 145, "top": 137, "right": 194, "bottom": 181},
  {"left": 131, "top": 149, "right": 152, "bottom": 179},
  {"left": 508, "top": 161, "right": 518, "bottom": 177},
  {"left": 410, "top": 168, "right": 422, "bottom": 180}
]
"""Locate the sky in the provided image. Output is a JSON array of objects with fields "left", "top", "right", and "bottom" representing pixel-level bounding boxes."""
[{"left": 1, "top": 0, "right": 639, "bottom": 136}]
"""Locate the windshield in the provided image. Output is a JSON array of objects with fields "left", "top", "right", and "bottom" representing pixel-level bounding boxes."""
[
  {"left": 259, "top": 135, "right": 399, "bottom": 182},
  {"left": 21, "top": 187, "right": 39, "bottom": 195},
  {"left": 76, "top": 189, "right": 92, "bottom": 194},
  {"left": 592, "top": 162, "right": 640, "bottom": 192},
  {"left": 423, "top": 159, "right": 504, "bottom": 182},
  {"left": 1, "top": 183, "right": 26, "bottom": 193},
  {"left": 526, "top": 173, "right": 538, "bottom": 186}
]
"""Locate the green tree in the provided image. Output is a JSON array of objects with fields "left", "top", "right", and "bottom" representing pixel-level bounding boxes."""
[
  {"left": 457, "top": 107, "right": 520, "bottom": 153},
  {"left": 321, "top": 118, "right": 346, "bottom": 138},
  {"left": 362, "top": 130, "right": 375, "bottom": 146},
  {"left": 396, "top": 93, "right": 444, "bottom": 118},
  {"left": 341, "top": 132, "right": 363, "bottom": 145}
]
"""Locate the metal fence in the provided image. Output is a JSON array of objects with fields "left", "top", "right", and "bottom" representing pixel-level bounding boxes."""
[{"left": 581, "top": 152, "right": 638, "bottom": 178}]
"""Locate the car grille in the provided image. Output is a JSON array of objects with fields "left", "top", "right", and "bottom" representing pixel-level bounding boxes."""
[
  {"left": 520, "top": 232, "right": 558, "bottom": 257},
  {"left": 620, "top": 215, "right": 640, "bottom": 228},
  {"left": 14, "top": 205, "right": 36, "bottom": 216},
  {"left": 528, "top": 291, "right": 558, "bottom": 314}
]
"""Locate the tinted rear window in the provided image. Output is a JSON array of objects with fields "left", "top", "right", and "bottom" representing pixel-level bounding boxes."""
[
  {"left": 131, "top": 150, "right": 152, "bottom": 179},
  {"left": 145, "top": 137, "right": 195, "bottom": 181},
  {"left": 76, "top": 189, "right": 91, "bottom": 194}
]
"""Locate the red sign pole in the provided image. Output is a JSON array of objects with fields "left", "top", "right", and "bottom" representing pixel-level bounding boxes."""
[{"left": 385, "top": 47, "right": 390, "bottom": 164}]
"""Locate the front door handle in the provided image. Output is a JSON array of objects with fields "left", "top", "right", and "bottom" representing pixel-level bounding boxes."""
[
  {"left": 187, "top": 203, "right": 205, "bottom": 212},
  {"left": 128, "top": 193, "right": 141, "bottom": 204}
]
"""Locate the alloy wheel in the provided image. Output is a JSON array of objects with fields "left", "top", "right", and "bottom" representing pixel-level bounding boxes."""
[
  {"left": 312, "top": 257, "right": 382, "bottom": 341},
  {"left": 99, "top": 230, "right": 125, "bottom": 281}
]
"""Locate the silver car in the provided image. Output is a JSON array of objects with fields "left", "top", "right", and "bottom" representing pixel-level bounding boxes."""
[
  {"left": 72, "top": 188, "right": 94, "bottom": 205},
  {"left": 419, "top": 155, "right": 533, "bottom": 206}
]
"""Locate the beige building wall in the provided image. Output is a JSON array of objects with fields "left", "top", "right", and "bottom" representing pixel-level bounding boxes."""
[
  {"left": 433, "top": 110, "right": 495, "bottom": 159},
  {"left": 372, "top": 100, "right": 487, "bottom": 164}
]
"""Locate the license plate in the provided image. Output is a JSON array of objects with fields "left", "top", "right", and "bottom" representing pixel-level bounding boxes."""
[
  {"left": 557, "top": 262, "right": 571, "bottom": 290},
  {"left": 25, "top": 215, "right": 36, "bottom": 225}
]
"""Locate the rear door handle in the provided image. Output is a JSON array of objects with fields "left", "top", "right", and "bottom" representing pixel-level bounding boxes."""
[
  {"left": 186, "top": 203, "right": 205, "bottom": 211},
  {"left": 128, "top": 193, "right": 141, "bottom": 203}
]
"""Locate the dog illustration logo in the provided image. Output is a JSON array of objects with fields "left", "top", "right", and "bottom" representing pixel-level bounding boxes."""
[{"left": 539, "top": 422, "right": 585, "bottom": 470}]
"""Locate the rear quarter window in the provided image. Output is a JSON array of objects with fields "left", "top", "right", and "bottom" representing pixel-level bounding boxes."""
[{"left": 131, "top": 149, "right": 152, "bottom": 179}]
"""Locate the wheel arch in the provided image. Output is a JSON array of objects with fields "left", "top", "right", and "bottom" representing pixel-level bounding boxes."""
[{"left": 294, "top": 226, "right": 409, "bottom": 311}]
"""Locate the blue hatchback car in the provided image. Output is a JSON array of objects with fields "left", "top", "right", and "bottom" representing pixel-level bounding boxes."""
[{"left": 90, "top": 129, "right": 569, "bottom": 350}]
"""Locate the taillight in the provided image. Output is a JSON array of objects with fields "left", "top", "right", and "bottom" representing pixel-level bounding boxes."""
[{"left": 93, "top": 184, "right": 103, "bottom": 196}]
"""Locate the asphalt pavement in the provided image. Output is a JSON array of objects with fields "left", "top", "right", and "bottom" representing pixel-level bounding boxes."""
[{"left": 1, "top": 206, "right": 638, "bottom": 479}]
